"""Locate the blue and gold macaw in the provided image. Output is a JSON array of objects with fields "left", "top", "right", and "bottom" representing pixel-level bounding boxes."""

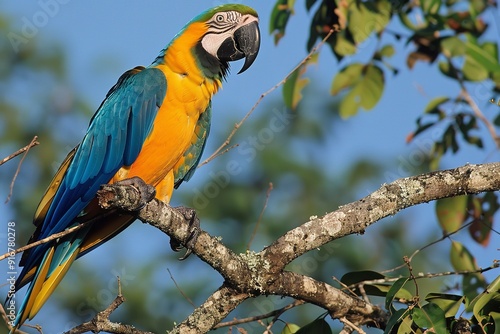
[{"left": 8, "top": 4, "right": 259, "bottom": 332}]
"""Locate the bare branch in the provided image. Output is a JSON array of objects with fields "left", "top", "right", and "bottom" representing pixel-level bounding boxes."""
[
  {"left": 340, "top": 316, "right": 366, "bottom": 334},
  {"left": 91, "top": 162, "right": 500, "bottom": 332},
  {"left": 461, "top": 87, "right": 500, "bottom": 148},
  {"left": 262, "top": 163, "right": 500, "bottom": 271},
  {"left": 0, "top": 136, "right": 39, "bottom": 167},
  {"left": 5, "top": 136, "right": 39, "bottom": 203},
  {"left": 247, "top": 182, "right": 273, "bottom": 250},
  {"left": 0, "top": 211, "right": 116, "bottom": 262},
  {"left": 381, "top": 220, "right": 474, "bottom": 274},
  {"left": 213, "top": 300, "right": 305, "bottom": 329},
  {"left": 6, "top": 162, "right": 500, "bottom": 332},
  {"left": 350, "top": 261, "right": 500, "bottom": 289},
  {"left": 0, "top": 303, "right": 29, "bottom": 334},
  {"left": 63, "top": 278, "right": 154, "bottom": 334},
  {"left": 168, "top": 285, "right": 250, "bottom": 334},
  {"left": 168, "top": 268, "right": 195, "bottom": 308}
]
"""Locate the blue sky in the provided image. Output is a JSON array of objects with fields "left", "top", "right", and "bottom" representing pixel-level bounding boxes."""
[{"left": 1, "top": 1, "right": 499, "bottom": 333}]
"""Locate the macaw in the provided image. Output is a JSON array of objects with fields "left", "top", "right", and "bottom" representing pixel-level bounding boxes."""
[{"left": 8, "top": 4, "right": 260, "bottom": 332}]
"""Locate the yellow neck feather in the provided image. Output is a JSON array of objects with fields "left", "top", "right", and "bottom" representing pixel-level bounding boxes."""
[{"left": 156, "top": 22, "right": 222, "bottom": 94}]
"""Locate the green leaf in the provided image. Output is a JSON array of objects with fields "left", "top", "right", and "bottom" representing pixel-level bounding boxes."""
[
  {"left": 341, "top": 271, "right": 411, "bottom": 299},
  {"left": 269, "top": 0, "right": 295, "bottom": 44},
  {"left": 386, "top": 277, "right": 410, "bottom": 312},
  {"left": 331, "top": 63, "right": 364, "bottom": 95},
  {"left": 469, "top": 0, "right": 488, "bottom": 17},
  {"left": 341, "top": 270, "right": 385, "bottom": 285},
  {"left": 282, "top": 323, "right": 301, "bottom": 334},
  {"left": 463, "top": 36, "right": 500, "bottom": 81},
  {"left": 379, "top": 44, "right": 396, "bottom": 58},
  {"left": 468, "top": 192, "right": 498, "bottom": 245},
  {"left": 283, "top": 53, "right": 318, "bottom": 110},
  {"left": 435, "top": 195, "right": 467, "bottom": 234},
  {"left": 425, "top": 96, "right": 449, "bottom": 114},
  {"left": 438, "top": 60, "right": 459, "bottom": 79},
  {"left": 463, "top": 55, "right": 488, "bottom": 81},
  {"left": 440, "top": 36, "right": 465, "bottom": 58},
  {"left": 348, "top": 0, "right": 391, "bottom": 44},
  {"left": 306, "top": 0, "right": 318, "bottom": 11},
  {"left": 471, "top": 275, "right": 500, "bottom": 319},
  {"left": 421, "top": 0, "right": 441, "bottom": 14},
  {"left": 490, "top": 312, "right": 500, "bottom": 333},
  {"left": 296, "top": 318, "right": 332, "bottom": 334},
  {"left": 450, "top": 241, "right": 487, "bottom": 307},
  {"left": 450, "top": 241, "right": 477, "bottom": 272},
  {"left": 425, "top": 293, "right": 464, "bottom": 317},
  {"left": 398, "top": 12, "right": 420, "bottom": 31},
  {"left": 411, "top": 303, "right": 447, "bottom": 332},
  {"left": 397, "top": 315, "right": 416, "bottom": 334},
  {"left": 411, "top": 121, "right": 436, "bottom": 140},
  {"left": 333, "top": 32, "right": 357, "bottom": 56},
  {"left": 443, "top": 124, "right": 459, "bottom": 153},
  {"left": 333, "top": 64, "right": 385, "bottom": 118},
  {"left": 494, "top": 113, "right": 500, "bottom": 126},
  {"left": 385, "top": 308, "right": 411, "bottom": 334},
  {"left": 492, "top": 70, "right": 500, "bottom": 92},
  {"left": 466, "top": 39, "right": 500, "bottom": 74}
]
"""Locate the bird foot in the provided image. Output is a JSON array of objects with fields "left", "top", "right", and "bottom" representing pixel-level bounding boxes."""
[
  {"left": 169, "top": 206, "right": 200, "bottom": 261},
  {"left": 99, "top": 176, "right": 156, "bottom": 211}
]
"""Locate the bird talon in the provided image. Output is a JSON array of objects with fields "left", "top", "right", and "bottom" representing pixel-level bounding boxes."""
[
  {"left": 169, "top": 206, "right": 200, "bottom": 261},
  {"left": 114, "top": 176, "right": 156, "bottom": 210}
]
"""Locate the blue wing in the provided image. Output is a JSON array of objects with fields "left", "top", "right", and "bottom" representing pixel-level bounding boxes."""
[{"left": 18, "top": 66, "right": 167, "bottom": 280}]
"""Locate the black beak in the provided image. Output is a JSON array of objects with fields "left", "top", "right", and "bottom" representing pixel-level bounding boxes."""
[{"left": 217, "top": 20, "right": 260, "bottom": 74}]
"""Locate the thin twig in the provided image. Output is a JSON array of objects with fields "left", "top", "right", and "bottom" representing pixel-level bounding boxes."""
[
  {"left": 264, "top": 299, "right": 303, "bottom": 333},
  {"left": 331, "top": 276, "right": 359, "bottom": 299},
  {"left": 201, "top": 143, "right": 240, "bottom": 165},
  {"left": 404, "top": 255, "right": 419, "bottom": 299},
  {"left": 381, "top": 221, "right": 473, "bottom": 274},
  {"left": 199, "top": 28, "right": 337, "bottom": 167},
  {"left": 213, "top": 300, "right": 305, "bottom": 329},
  {"left": 167, "top": 268, "right": 195, "bottom": 308},
  {"left": 461, "top": 88, "right": 500, "bottom": 148},
  {"left": 340, "top": 316, "right": 366, "bottom": 334},
  {"left": 347, "top": 262, "right": 499, "bottom": 292},
  {"left": 63, "top": 277, "right": 154, "bottom": 334},
  {"left": 445, "top": 57, "right": 500, "bottom": 149},
  {"left": 0, "top": 302, "right": 30, "bottom": 334},
  {"left": 5, "top": 136, "right": 39, "bottom": 203},
  {"left": 247, "top": 182, "right": 273, "bottom": 250},
  {"left": 0, "top": 210, "right": 116, "bottom": 262},
  {"left": 0, "top": 136, "right": 39, "bottom": 167}
]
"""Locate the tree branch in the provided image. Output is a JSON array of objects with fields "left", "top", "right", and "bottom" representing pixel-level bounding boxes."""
[
  {"left": 0, "top": 136, "right": 39, "bottom": 167},
  {"left": 63, "top": 278, "right": 154, "bottom": 334},
  {"left": 261, "top": 162, "right": 500, "bottom": 270},
  {"left": 5, "top": 162, "right": 498, "bottom": 333},
  {"left": 94, "top": 162, "right": 500, "bottom": 332},
  {"left": 5, "top": 136, "right": 39, "bottom": 203}
]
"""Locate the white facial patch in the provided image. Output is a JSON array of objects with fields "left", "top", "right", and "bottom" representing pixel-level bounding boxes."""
[
  {"left": 200, "top": 11, "right": 251, "bottom": 58},
  {"left": 201, "top": 31, "right": 234, "bottom": 57}
]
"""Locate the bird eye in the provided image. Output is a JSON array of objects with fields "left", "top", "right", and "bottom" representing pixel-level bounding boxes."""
[{"left": 216, "top": 14, "right": 225, "bottom": 22}]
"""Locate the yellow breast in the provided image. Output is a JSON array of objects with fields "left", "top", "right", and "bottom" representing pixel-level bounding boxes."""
[{"left": 111, "top": 22, "right": 221, "bottom": 191}]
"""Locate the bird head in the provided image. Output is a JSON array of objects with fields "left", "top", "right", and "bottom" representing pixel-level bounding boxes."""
[{"left": 195, "top": 4, "right": 260, "bottom": 77}]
